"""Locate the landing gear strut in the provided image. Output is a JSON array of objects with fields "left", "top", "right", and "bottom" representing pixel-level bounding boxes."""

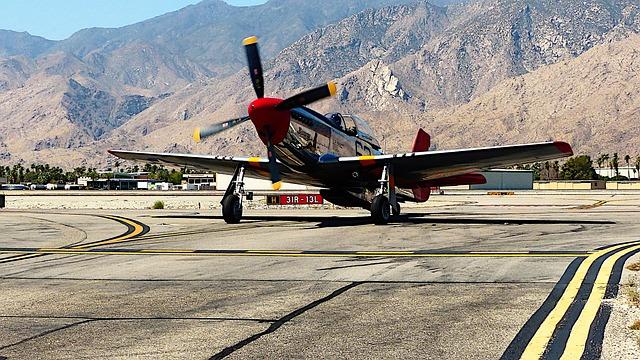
[
  {"left": 221, "top": 164, "right": 245, "bottom": 224},
  {"left": 370, "top": 164, "right": 400, "bottom": 225}
]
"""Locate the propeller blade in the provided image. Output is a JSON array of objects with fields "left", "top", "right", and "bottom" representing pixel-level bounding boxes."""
[
  {"left": 243, "top": 36, "right": 264, "bottom": 99},
  {"left": 276, "top": 81, "right": 337, "bottom": 110},
  {"left": 267, "top": 141, "right": 282, "bottom": 190},
  {"left": 193, "top": 116, "right": 251, "bottom": 142}
]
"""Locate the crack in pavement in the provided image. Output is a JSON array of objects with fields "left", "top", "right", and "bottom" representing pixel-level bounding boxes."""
[{"left": 209, "top": 282, "right": 362, "bottom": 359}]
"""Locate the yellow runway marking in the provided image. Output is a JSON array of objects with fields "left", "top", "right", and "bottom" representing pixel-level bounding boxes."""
[
  {"left": 559, "top": 242, "right": 640, "bottom": 358},
  {"left": 72, "top": 215, "right": 145, "bottom": 248},
  {"left": 0, "top": 215, "right": 146, "bottom": 264},
  {"left": 571, "top": 200, "right": 608, "bottom": 210},
  {"left": 520, "top": 240, "right": 640, "bottom": 359},
  {"left": 0, "top": 248, "right": 591, "bottom": 258}
]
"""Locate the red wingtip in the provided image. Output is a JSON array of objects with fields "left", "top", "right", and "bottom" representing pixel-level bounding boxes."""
[{"left": 553, "top": 141, "right": 573, "bottom": 155}]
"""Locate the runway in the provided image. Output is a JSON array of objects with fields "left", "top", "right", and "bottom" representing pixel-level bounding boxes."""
[{"left": 1, "top": 192, "right": 640, "bottom": 359}]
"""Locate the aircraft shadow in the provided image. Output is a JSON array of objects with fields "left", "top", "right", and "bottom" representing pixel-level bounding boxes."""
[{"left": 153, "top": 213, "right": 615, "bottom": 228}]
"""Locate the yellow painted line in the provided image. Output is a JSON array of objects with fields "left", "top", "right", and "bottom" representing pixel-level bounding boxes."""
[
  {"left": 246, "top": 250, "right": 303, "bottom": 254},
  {"left": 521, "top": 240, "right": 640, "bottom": 359},
  {"left": 247, "top": 157, "right": 262, "bottom": 163},
  {"left": 0, "top": 248, "right": 589, "bottom": 258},
  {"left": 355, "top": 251, "right": 414, "bottom": 255},
  {"left": 74, "top": 216, "right": 144, "bottom": 248},
  {"left": 572, "top": 200, "right": 608, "bottom": 210},
  {"left": 559, "top": 242, "right": 640, "bottom": 359},
  {"left": 138, "top": 249, "right": 195, "bottom": 253},
  {"left": 0, "top": 254, "right": 40, "bottom": 262}
]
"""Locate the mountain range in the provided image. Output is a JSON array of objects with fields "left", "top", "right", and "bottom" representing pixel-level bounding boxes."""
[{"left": 0, "top": 0, "right": 638, "bottom": 167}]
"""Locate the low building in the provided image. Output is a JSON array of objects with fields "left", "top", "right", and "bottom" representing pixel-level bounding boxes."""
[
  {"left": 605, "top": 181, "right": 640, "bottom": 190},
  {"left": 470, "top": 169, "right": 534, "bottom": 190},
  {"left": 441, "top": 169, "right": 534, "bottom": 190},
  {"left": 534, "top": 180, "right": 606, "bottom": 190},
  {"left": 596, "top": 167, "right": 638, "bottom": 179},
  {"left": 215, "top": 173, "right": 312, "bottom": 191},
  {"left": 183, "top": 174, "right": 215, "bottom": 190}
]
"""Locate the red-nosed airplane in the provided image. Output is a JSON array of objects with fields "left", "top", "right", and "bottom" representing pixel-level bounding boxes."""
[{"left": 109, "top": 36, "right": 573, "bottom": 224}]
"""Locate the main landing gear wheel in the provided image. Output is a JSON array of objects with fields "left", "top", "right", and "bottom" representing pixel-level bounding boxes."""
[
  {"left": 392, "top": 203, "right": 401, "bottom": 217},
  {"left": 371, "top": 195, "right": 390, "bottom": 225},
  {"left": 222, "top": 195, "right": 243, "bottom": 224}
]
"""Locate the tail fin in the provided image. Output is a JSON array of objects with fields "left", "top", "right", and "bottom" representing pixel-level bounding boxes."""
[
  {"left": 411, "top": 129, "right": 431, "bottom": 202},
  {"left": 412, "top": 128, "right": 430, "bottom": 152}
]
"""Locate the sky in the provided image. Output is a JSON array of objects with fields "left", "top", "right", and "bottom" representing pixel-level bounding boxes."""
[{"left": 0, "top": 0, "right": 268, "bottom": 40}]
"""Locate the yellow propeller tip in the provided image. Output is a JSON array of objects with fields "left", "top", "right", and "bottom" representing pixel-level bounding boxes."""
[
  {"left": 193, "top": 128, "right": 201, "bottom": 143},
  {"left": 272, "top": 181, "right": 282, "bottom": 191},
  {"left": 242, "top": 36, "right": 258, "bottom": 46},
  {"left": 328, "top": 81, "right": 337, "bottom": 96}
]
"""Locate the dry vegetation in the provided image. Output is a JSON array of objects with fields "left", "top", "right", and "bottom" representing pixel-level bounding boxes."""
[{"left": 623, "top": 278, "right": 640, "bottom": 308}]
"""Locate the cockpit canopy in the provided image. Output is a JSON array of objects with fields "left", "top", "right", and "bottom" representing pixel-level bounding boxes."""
[{"left": 324, "top": 112, "right": 380, "bottom": 149}]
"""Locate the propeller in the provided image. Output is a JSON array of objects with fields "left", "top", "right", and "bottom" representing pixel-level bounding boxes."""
[
  {"left": 193, "top": 116, "right": 251, "bottom": 143},
  {"left": 266, "top": 140, "right": 281, "bottom": 190},
  {"left": 243, "top": 36, "right": 264, "bottom": 99},
  {"left": 192, "top": 35, "right": 337, "bottom": 190},
  {"left": 277, "top": 82, "right": 337, "bottom": 110}
]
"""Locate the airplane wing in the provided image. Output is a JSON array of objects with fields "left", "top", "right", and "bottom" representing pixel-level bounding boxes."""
[
  {"left": 318, "top": 141, "right": 573, "bottom": 187},
  {"left": 107, "top": 150, "right": 318, "bottom": 185}
]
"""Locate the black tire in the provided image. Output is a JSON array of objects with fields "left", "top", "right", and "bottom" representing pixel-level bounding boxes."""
[
  {"left": 392, "top": 203, "right": 401, "bottom": 217},
  {"left": 222, "top": 195, "right": 243, "bottom": 224},
  {"left": 371, "top": 195, "right": 390, "bottom": 225}
]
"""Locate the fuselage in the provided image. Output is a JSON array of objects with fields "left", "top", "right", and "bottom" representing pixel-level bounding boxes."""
[
  {"left": 274, "top": 107, "right": 382, "bottom": 173},
  {"left": 270, "top": 107, "right": 415, "bottom": 207}
]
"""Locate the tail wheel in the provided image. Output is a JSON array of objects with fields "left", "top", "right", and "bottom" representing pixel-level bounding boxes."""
[
  {"left": 222, "top": 195, "right": 243, "bottom": 224},
  {"left": 371, "top": 195, "right": 390, "bottom": 225}
]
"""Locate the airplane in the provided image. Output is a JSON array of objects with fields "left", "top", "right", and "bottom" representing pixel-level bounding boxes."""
[{"left": 109, "top": 36, "right": 574, "bottom": 225}]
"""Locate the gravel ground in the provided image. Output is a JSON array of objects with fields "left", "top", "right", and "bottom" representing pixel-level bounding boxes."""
[{"left": 602, "top": 254, "right": 640, "bottom": 359}]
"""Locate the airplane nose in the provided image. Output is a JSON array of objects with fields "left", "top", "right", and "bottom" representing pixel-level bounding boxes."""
[{"left": 247, "top": 97, "right": 291, "bottom": 146}]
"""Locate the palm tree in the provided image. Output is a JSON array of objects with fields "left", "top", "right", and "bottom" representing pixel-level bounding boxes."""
[
  {"left": 612, "top": 153, "right": 620, "bottom": 178},
  {"left": 624, "top": 155, "right": 631, "bottom": 179},
  {"left": 596, "top": 154, "right": 607, "bottom": 169},
  {"left": 544, "top": 161, "right": 550, "bottom": 180},
  {"left": 601, "top": 154, "right": 610, "bottom": 178}
]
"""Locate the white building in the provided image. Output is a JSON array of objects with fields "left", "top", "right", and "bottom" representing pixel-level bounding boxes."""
[
  {"left": 595, "top": 167, "right": 638, "bottom": 179},
  {"left": 215, "top": 173, "right": 312, "bottom": 191},
  {"left": 442, "top": 169, "right": 534, "bottom": 190}
]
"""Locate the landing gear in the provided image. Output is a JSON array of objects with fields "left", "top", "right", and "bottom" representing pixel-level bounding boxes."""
[
  {"left": 370, "top": 164, "right": 400, "bottom": 225},
  {"left": 392, "top": 203, "right": 401, "bottom": 217},
  {"left": 222, "top": 194, "right": 242, "bottom": 224},
  {"left": 221, "top": 164, "right": 246, "bottom": 224},
  {"left": 371, "top": 195, "right": 390, "bottom": 224}
]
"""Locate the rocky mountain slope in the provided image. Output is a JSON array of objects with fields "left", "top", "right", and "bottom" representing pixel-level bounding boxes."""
[
  {"left": 0, "top": 0, "right": 419, "bottom": 165},
  {"left": 1, "top": 0, "right": 639, "bottom": 167}
]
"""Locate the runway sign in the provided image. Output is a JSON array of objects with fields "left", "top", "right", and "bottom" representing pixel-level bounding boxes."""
[{"left": 267, "top": 194, "right": 323, "bottom": 205}]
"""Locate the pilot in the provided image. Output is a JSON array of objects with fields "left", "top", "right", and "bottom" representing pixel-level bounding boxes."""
[{"left": 326, "top": 113, "right": 344, "bottom": 131}]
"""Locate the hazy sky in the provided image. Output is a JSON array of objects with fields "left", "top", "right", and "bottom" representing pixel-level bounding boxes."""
[{"left": 0, "top": 0, "right": 268, "bottom": 40}]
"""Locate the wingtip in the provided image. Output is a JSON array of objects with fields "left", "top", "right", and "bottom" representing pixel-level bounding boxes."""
[
  {"left": 272, "top": 181, "right": 282, "bottom": 191},
  {"left": 242, "top": 36, "right": 258, "bottom": 46},
  {"left": 193, "top": 128, "right": 201, "bottom": 143},
  {"left": 553, "top": 141, "right": 573, "bottom": 156}
]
